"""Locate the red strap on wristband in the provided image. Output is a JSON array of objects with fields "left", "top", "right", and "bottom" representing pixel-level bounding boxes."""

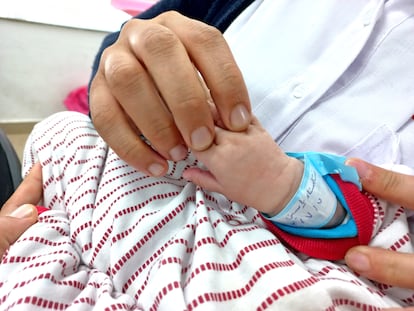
[{"left": 262, "top": 175, "right": 375, "bottom": 260}]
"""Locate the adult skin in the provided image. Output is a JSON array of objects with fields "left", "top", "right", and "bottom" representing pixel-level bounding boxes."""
[
  {"left": 0, "top": 162, "right": 42, "bottom": 259},
  {"left": 89, "top": 12, "right": 252, "bottom": 177},
  {"left": 345, "top": 159, "right": 414, "bottom": 299}
]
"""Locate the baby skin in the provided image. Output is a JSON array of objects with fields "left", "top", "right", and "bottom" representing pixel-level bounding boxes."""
[{"left": 182, "top": 117, "right": 346, "bottom": 228}]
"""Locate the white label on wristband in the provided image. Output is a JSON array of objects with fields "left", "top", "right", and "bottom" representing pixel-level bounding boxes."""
[{"left": 270, "top": 160, "right": 338, "bottom": 228}]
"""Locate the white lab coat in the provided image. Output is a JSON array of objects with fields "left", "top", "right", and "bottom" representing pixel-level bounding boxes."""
[{"left": 226, "top": 0, "right": 414, "bottom": 167}]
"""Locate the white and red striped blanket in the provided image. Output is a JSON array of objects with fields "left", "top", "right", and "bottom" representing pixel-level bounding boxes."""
[{"left": 0, "top": 111, "right": 413, "bottom": 310}]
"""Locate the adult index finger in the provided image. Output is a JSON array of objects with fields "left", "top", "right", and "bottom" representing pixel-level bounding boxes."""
[
  {"left": 154, "top": 12, "right": 251, "bottom": 135},
  {"left": 90, "top": 71, "right": 169, "bottom": 176}
]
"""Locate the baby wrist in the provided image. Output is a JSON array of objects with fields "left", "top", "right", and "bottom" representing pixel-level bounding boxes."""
[
  {"left": 264, "top": 156, "right": 339, "bottom": 228},
  {"left": 264, "top": 158, "right": 304, "bottom": 217},
  {"left": 263, "top": 152, "right": 361, "bottom": 230}
]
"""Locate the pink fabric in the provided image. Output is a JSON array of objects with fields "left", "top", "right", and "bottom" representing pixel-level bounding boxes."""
[
  {"left": 64, "top": 85, "right": 89, "bottom": 115},
  {"left": 111, "top": 0, "right": 157, "bottom": 16},
  {"left": 35, "top": 206, "right": 50, "bottom": 215}
]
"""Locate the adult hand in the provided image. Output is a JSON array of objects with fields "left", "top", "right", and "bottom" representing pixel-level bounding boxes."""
[
  {"left": 183, "top": 117, "right": 303, "bottom": 216},
  {"left": 345, "top": 158, "right": 414, "bottom": 290},
  {"left": 0, "top": 162, "right": 43, "bottom": 259},
  {"left": 90, "top": 11, "right": 251, "bottom": 177}
]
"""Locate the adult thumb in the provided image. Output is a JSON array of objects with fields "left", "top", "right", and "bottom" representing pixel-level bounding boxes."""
[
  {"left": 346, "top": 158, "right": 414, "bottom": 210},
  {"left": 0, "top": 204, "right": 38, "bottom": 259},
  {"left": 345, "top": 245, "right": 414, "bottom": 290}
]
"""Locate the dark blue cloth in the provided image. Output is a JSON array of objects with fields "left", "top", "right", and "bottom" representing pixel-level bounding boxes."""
[
  {"left": 89, "top": 0, "right": 254, "bottom": 94},
  {"left": 139, "top": 0, "right": 255, "bottom": 31},
  {"left": 0, "top": 129, "right": 22, "bottom": 207}
]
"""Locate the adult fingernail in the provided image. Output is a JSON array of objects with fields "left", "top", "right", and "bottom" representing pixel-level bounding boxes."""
[
  {"left": 230, "top": 104, "right": 249, "bottom": 130},
  {"left": 345, "top": 251, "right": 371, "bottom": 272},
  {"left": 346, "top": 159, "right": 371, "bottom": 180},
  {"left": 169, "top": 145, "right": 188, "bottom": 162},
  {"left": 148, "top": 163, "right": 165, "bottom": 177},
  {"left": 191, "top": 126, "right": 212, "bottom": 150},
  {"left": 8, "top": 204, "right": 36, "bottom": 219}
]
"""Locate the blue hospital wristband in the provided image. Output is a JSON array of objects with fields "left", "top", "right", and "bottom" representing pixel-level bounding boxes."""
[
  {"left": 263, "top": 152, "right": 362, "bottom": 239},
  {"left": 266, "top": 158, "right": 338, "bottom": 228}
]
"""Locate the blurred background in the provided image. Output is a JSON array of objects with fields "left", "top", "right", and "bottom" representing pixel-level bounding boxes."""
[{"left": 0, "top": 0, "right": 157, "bottom": 160}]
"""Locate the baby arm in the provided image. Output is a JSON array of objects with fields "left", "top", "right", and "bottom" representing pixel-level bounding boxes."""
[{"left": 183, "top": 117, "right": 345, "bottom": 227}]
